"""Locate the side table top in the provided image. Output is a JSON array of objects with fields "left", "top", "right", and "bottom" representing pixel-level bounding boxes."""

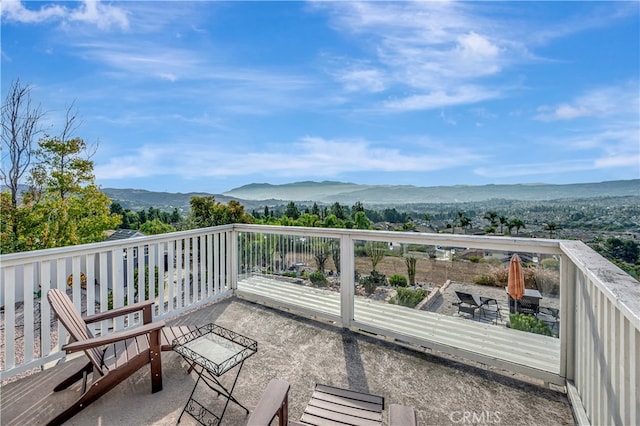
[{"left": 173, "top": 323, "right": 258, "bottom": 376}]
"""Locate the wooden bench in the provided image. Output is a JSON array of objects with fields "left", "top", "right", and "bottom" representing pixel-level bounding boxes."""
[
  {"left": 249, "top": 380, "right": 416, "bottom": 426},
  {"left": 299, "top": 384, "right": 384, "bottom": 426}
]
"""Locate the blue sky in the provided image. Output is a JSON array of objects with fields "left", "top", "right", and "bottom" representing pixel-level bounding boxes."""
[{"left": 2, "top": 1, "right": 639, "bottom": 194}]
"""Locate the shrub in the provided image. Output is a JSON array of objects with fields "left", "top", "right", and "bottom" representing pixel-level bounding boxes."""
[
  {"left": 541, "top": 257, "right": 560, "bottom": 271},
  {"left": 389, "top": 287, "right": 427, "bottom": 308},
  {"left": 281, "top": 271, "right": 297, "bottom": 278},
  {"left": 473, "top": 274, "right": 496, "bottom": 286},
  {"left": 509, "top": 313, "right": 553, "bottom": 336},
  {"left": 389, "top": 274, "right": 408, "bottom": 287},
  {"left": 467, "top": 256, "right": 483, "bottom": 263},
  {"left": 309, "top": 271, "right": 328, "bottom": 287},
  {"left": 360, "top": 270, "right": 386, "bottom": 294}
]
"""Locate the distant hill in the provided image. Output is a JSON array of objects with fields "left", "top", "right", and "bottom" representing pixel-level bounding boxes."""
[
  {"left": 223, "top": 179, "right": 640, "bottom": 204},
  {"left": 101, "top": 188, "right": 242, "bottom": 212},
  {"left": 5, "top": 179, "right": 638, "bottom": 212}
]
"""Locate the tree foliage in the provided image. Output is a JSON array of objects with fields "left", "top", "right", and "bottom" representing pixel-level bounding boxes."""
[
  {"left": 139, "top": 218, "right": 175, "bottom": 235},
  {"left": 188, "top": 196, "right": 253, "bottom": 228},
  {"left": 1, "top": 121, "right": 120, "bottom": 252}
]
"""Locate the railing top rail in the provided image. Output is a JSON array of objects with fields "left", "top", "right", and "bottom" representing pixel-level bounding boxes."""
[
  {"left": 0, "top": 224, "right": 234, "bottom": 266},
  {"left": 232, "top": 224, "right": 564, "bottom": 255},
  {"left": 560, "top": 240, "right": 640, "bottom": 329}
]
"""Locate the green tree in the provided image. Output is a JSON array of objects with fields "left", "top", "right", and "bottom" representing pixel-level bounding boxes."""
[
  {"left": 17, "top": 135, "right": 120, "bottom": 250},
  {"left": 170, "top": 208, "right": 181, "bottom": 224},
  {"left": 605, "top": 237, "right": 639, "bottom": 264},
  {"left": 331, "top": 202, "right": 346, "bottom": 220},
  {"left": 543, "top": 222, "right": 560, "bottom": 238},
  {"left": 139, "top": 218, "right": 175, "bottom": 235},
  {"left": 322, "top": 214, "right": 344, "bottom": 228},
  {"left": 351, "top": 201, "right": 365, "bottom": 216},
  {"left": 188, "top": 196, "right": 253, "bottom": 228},
  {"left": 297, "top": 213, "right": 321, "bottom": 227},
  {"left": 353, "top": 211, "right": 371, "bottom": 230},
  {"left": 457, "top": 211, "right": 472, "bottom": 234},
  {"left": 484, "top": 211, "right": 498, "bottom": 227},
  {"left": 29, "top": 135, "right": 94, "bottom": 200},
  {"left": 498, "top": 215, "right": 509, "bottom": 234},
  {"left": 284, "top": 201, "right": 300, "bottom": 219},
  {"left": 509, "top": 218, "right": 525, "bottom": 236}
]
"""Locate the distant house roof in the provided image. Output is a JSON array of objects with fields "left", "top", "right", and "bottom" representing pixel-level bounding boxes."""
[{"left": 105, "top": 229, "right": 146, "bottom": 241}]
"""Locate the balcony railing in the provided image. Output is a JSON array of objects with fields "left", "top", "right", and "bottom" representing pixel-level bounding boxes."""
[{"left": 1, "top": 224, "right": 638, "bottom": 425}]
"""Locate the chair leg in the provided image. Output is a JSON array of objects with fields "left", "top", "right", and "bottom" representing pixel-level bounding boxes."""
[
  {"left": 150, "top": 329, "right": 163, "bottom": 393},
  {"left": 53, "top": 362, "right": 92, "bottom": 392},
  {"left": 47, "top": 369, "right": 134, "bottom": 426}
]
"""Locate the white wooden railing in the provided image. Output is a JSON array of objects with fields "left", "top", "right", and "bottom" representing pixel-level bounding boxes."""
[
  {"left": 0, "top": 225, "right": 235, "bottom": 378},
  {"left": 1, "top": 224, "right": 638, "bottom": 425}
]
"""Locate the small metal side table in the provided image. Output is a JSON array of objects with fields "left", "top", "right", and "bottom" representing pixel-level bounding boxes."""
[{"left": 173, "top": 324, "right": 258, "bottom": 425}]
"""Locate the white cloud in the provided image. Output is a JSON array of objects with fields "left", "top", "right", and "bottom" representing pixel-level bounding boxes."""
[
  {"left": 474, "top": 124, "right": 640, "bottom": 179},
  {"left": 95, "top": 135, "right": 485, "bottom": 181},
  {"left": 316, "top": 1, "right": 519, "bottom": 109},
  {"left": 1, "top": 0, "right": 66, "bottom": 23},
  {"left": 383, "top": 86, "right": 500, "bottom": 111},
  {"left": 335, "top": 67, "right": 386, "bottom": 93},
  {"left": 1, "top": 0, "right": 129, "bottom": 30},
  {"left": 535, "top": 82, "right": 639, "bottom": 121}
]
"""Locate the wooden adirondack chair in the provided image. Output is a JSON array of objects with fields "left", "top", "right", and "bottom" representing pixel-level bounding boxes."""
[{"left": 46, "top": 289, "right": 194, "bottom": 426}]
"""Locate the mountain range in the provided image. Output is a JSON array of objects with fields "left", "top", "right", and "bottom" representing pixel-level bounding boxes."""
[
  {"left": 222, "top": 179, "right": 639, "bottom": 204},
  {"left": 99, "top": 179, "right": 639, "bottom": 212}
]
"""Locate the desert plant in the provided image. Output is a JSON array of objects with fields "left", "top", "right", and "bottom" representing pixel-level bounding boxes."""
[
  {"left": 389, "top": 287, "right": 427, "bottom": 308},
  {"left": 313, "top": 242, "right": 330, "bottom": 273},
  {"left": 309, "top": 271, "right": 328, "bottom": 287},
  {"left": 405, "top": 256, "right": 417, "bottom": 286},
  {"left": 330, "top": 240, "right": 341, "bottom": 274},
  {"left": 365, "top": 241, "right": 387, "bottom": 271},
  {"left": 509, "top": 313, "right": 553, "bottom": 336},
  {"left": 389, "top": 274, "right": 408, "bottom": 287},
  {"left": 360, "top": 270, "right": 386, "bottom": 294}
]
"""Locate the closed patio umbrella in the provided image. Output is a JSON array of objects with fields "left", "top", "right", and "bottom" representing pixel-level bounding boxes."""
[{"left": 507, "top": 254, "right": 525, "bottom": 313}]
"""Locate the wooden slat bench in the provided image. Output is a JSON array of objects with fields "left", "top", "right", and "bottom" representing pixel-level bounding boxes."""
[{"left": 299, "top": 384, "right": 384, "bottom": 426}]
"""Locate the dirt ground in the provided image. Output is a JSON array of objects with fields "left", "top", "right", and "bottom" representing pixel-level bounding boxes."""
[{"left": 353, "top": 256, "right": 495, "bottom": 287}]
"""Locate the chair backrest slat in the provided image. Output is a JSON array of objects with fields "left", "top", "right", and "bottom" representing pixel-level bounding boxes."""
[{"left": 47, "top": 289, "right": 104, "bottom": 371}]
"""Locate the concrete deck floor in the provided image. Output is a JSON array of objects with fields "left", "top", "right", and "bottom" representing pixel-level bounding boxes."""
[{"left": 1, "top": 297, "right": 574, "bottom": 425}]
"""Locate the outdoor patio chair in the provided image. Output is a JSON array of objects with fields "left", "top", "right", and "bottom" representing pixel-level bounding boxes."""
[
  {"left": 479, "top": 297, "right": 502, "bottom": 321},
  {"left": 516, "top": 295, "right": 540, "bottom": 315},
  {"left": 537, "top": 306, "right": 560, "bottom": 334},
  {"left": 46, "top": 289, "right": 196, "bottom": 425},
  {"left": 453, "top": 291, "right": 482, "bottom": 317}
]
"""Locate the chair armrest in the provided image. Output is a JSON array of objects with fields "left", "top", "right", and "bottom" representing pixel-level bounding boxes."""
[
  {"left": 83, "top": 300, "right": 155, "bottom": 324},
  {"left": 389, "top": 404, "right": 416, "bottom": 426},
  {"left": 247, "top": 379, "right": 290, "bottom": 426},
  {"left": 62, "top": 320, "right": 166, "bottom": 353}
]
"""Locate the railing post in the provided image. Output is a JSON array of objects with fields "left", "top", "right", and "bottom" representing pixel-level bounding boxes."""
[
  {"left": 339, "top": 234, "right": 354, "bottom": 328},
  {"left": 561, "top": 254, "right": 576, "bottom": 381},
  {"left": 231, "top": 228, "right": 238, "bottom": 291}
]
